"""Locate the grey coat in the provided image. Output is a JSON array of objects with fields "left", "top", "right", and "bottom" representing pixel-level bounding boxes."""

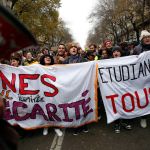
[{"left": 133, "top": 44, "right": 150, "bottom": 55}]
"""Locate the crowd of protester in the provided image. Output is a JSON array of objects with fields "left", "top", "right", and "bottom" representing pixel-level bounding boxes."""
[
  {"left": 2, "top": 40, "right": 138, "bottom": 66},
  {"left": 0, "top": 30, "right": 150, "bottom": 149}
]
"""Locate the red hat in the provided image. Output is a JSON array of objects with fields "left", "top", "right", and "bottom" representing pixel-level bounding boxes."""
[{"left": 103, "top": 40, "right": 112, "bottom": 46}]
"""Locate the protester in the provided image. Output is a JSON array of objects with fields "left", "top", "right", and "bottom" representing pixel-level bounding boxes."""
[
  {"left": 133, "top": 30, "right": 150, "bottom": 128},
  {"left": 119, "top": 41, "right": 130, "bottom": 56},
  {"left": 39, "top": 54, "right": 54, "bottom": 66},
  {"left": 10, "top": 54, "right": 21, "bottom": 67},
  {"left": 127, "top": 41, "right": 137, "bottom": 55},
  {"left": 78, "top": 47, "right": 86, "bottom": 58},
  {"left": 88, "top": 44, "right": 99, "bottom": 60},
  {"left": 104, "top": 40, "right": 112, "bottom": 49},
  {"left": 112, "top": 46, "right": 132, "bottom": 133},
  {"left": 36, "top": 51, "right": 44, "bottom": 63},
  {"left": 55, "top": 44, "right": 68, "bottom": 64},
  {"left": 41, "top": 46, "right": 49, "bottom": 55},
  {"left": 89, "top": 44, "right": 97, "bottom": 53},
  {"left": 86, "top": 51, "right": 95, "bottom": 61},
  {"left": 64, "top": 44, "right": 87, "bottom": 64},
  {"left": 9, "top": 53, "right": 30, "bottom": 139},
  {"left": 97, "top": 48, "right": 111, "bottom": 120},
  {"left": 103, "top": 40, "right": 113, "bottom": 55},
  {"left": 63, "top": 43, "right": 88, "bottom": 135},
  {"left": 101, "top": 48, "right": 110, "bottom": 59},
  {"left": 39, "top": 54, "right": 63, "bottom": 136},
  {"left": 112, "top": 46, "right": 122, "bottom": 58},
  {"left": 22, "top": 50, "right": 27, "bottom": 62},
  {"left": 23, "top": 52, "right": 35, "bottom": 66},
  {"left": 133, "top": 30, "right": 150, "bottom": 55}
]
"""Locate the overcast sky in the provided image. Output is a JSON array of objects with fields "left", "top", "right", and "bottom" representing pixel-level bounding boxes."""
[{"left": 59, "top": 0, "right": 97, "bottom": 48}]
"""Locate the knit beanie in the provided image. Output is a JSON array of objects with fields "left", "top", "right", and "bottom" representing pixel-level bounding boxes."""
[
  {"left": 140, "top": 30, "right": 150, "bottom": 41},
  {"left": 112, "top": 46, "right": 122, "bottom": 53}
]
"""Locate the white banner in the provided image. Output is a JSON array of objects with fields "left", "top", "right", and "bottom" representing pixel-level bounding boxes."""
[
  {"left": 98, "top": 51, "right": 150, "bottom": 123},
  {"left": 0, "top": 62, "right": 98, "bottom": 129}
]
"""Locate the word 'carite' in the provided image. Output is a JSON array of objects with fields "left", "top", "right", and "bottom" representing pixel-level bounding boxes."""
[{"left": 5, "top": 94, "right": 93, "bottom": 122}]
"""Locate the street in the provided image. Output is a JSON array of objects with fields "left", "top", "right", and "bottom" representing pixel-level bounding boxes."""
[{"left": 18, "top": 113, "right": 150, "bottom": 150}]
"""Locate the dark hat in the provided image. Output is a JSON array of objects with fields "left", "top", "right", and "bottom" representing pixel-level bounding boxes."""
[{"left": 112, "top": 46, "right": 122, "bottom": 53}]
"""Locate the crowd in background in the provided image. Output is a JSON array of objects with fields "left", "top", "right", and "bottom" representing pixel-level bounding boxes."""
[{"left": 0, "top": 36, "right": 139, "bottom": 67}]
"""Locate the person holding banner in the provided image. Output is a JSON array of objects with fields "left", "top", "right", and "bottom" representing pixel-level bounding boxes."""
[
  {"left": 86, "top": 51, "right": 96, "bottom": 61},
  {"left": 41, "top": 46, "right": 50, "bottom": 55},
  {"left": 63, "top": 43, "right": 88, "bottom": 135},
  {"left": 23, "top": 52, "right": 35, "bottom": 66},
  {"left": 10, "top": 54, "right": 22, "bottom": 67},
  {"left": 103, "top": 40, "right": 113, "bottom": 57},
  {"left": 133, "top": 30, "right": 150, "bottom": 55},
  {"left": 112, "top": 46, "right": 132, "bottom": 133},
  {"left": 55, "top": 44, "right": 68, "bottom": 64},
  {"left": 39, "top": 54, "right": 63, "bottom": 136},
  {"left": 77, "top": 46, "right": 86, "bottom": 58},
  {"left": 133, "top": 30, "right": 150, "bottom": 128},
  {"left": 10, "top": 53, "right": 31, "bottom": 138},
  {"left": 101, "top": 48, "right": 111, "bottom": 59},
  {"left": 97, "top": 48, "right": 111, "bottom": 121},
  {"left": 64, "top": 43, "right": 87, "bottom": 64},
  {"left": 88, "top": 44, "right": 97, "bottom": 61}
]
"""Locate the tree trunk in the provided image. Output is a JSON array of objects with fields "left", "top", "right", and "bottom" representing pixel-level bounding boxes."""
[
  {"left": 142, "top": 0, "right": 146, "bottom": 29},
  {"left": 132, "top": 22, "right": 140, "bottom": 43}
]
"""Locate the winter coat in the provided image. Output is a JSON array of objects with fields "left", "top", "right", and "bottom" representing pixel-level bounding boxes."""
[
  {"left": 133, "top": 43, "right": 150, "bottom": 55},
  {"left": 63, "top": 55, "right": 87, "bottom": 64}
]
